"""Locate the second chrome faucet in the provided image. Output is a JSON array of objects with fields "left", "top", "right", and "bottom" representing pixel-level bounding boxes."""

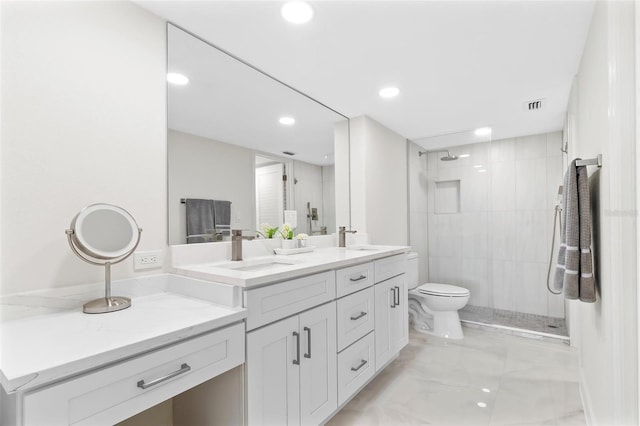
[{"left": 338, "top": 226, "right": 357, "bottom": 248}]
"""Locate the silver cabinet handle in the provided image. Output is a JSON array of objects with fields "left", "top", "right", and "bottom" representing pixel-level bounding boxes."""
[
  {"left": 394, "top": 286, "right": 400, "bottom": 306},
  {"left": 350, "top": 311, "right": 367, "bottom": 321},
  {"left": 390, "top": 288, "right": 396, "bottom": 308},
  {"left": 351, "top": 359, "right": 368, "bottom": 372},
  {"left": 137, "top": 363, "right": 191, "bottom": 389},
  {"left": 293, "top": 331, "right": 300, "bottom": 365},
  {"left": 349, "top": 275, "right": 367, "bottom": 282},
  {"left": 304, "top": 326, "right": 311, "bottom": 359}
]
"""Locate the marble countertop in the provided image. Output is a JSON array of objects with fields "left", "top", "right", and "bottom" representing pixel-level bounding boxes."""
[
  {"left": 172, "top": 245, "right": 410, "bottom": 288},
  {"left": 0, "top": 274, "right": 246, "bottom": 393}
]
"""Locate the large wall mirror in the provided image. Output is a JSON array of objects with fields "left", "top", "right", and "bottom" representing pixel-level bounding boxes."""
[{"left": 167, "top": 24, "right": 349, "bottom": 245}]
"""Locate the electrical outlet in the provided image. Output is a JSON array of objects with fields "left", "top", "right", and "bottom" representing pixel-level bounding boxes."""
[{"left": 134, "top": 250, "right": 163, "bottom": 270}]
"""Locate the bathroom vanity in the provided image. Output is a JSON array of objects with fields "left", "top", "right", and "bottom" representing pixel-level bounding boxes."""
[
  {"left": 172, "top": 243, "right": 410, "bottom": 425},
  {"left": 0, "top": 275, "right": 246, "bottom": 426}
]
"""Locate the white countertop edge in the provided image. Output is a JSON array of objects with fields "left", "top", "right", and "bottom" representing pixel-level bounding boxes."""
[
  {"left": 172, "top": 246, "right": 411, "bottom": 288},
  {"left": 1, "top": 310, "right": 246, "bottom": 394}
]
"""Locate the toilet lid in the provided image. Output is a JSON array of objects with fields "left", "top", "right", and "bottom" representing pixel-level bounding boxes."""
[{"left": 417, "top": 283, "right": 470, "bottom": 297}]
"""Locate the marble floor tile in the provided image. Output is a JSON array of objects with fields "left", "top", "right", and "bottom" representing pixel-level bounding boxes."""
[{"left": 328, "top": 327, "right": 584, "bottom": 426}]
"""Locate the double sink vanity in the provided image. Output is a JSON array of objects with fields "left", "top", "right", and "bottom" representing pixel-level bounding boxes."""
[{"left": 1, "top": 240, "right": 409, "bottom": 425}]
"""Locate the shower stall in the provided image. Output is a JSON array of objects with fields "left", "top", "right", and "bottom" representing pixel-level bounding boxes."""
[{"left": 409, "top": 131, "right": 568, "bottom": 339}]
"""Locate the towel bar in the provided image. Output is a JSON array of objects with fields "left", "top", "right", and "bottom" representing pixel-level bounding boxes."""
[{"left": 575, "top": 154, "right": 602, "bottom": 168}]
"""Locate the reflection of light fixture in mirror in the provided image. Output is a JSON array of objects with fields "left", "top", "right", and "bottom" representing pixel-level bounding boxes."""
[
  {"left": 473, "top": 164, "right": 483, "bottom": 168},
  {"left": 474, "top": 127, "right": 492, "bottom": 137},
  {"left": 66, "top": 204, "right": 142, "bottom": 314},
  {"left": 279, "top": 116, "right": 295, "bottom": 125},
  {"left": 281, "top": 1, "right": 314, "bottom": 24},
  {"left": 478, "top": 169, "right": 487, "bottom": 173},
  {"left": 167, "top": 72, "right": 189, "bottom": 85},
  {"left": 379, "top": 86, "right": 400, "bottom": 98}
]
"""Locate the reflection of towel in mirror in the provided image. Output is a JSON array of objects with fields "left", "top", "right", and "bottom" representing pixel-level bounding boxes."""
[
  {"left": 554, "top": 159, "right": 596, "bottom": 302},
  {"left": 213, "top": 200, "right": 231, "bottom": 236},
  {"left": 186, "top": 199, "right": 215, "bottom": 244}
]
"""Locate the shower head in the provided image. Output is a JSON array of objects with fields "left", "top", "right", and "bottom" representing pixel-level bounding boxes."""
[{"left": 440, "top": 150, "right": 458, "bottom": 161}]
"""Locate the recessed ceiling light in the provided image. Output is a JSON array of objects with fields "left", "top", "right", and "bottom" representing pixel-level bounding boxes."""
[
  {"left": 167, "top": 72, "right": 189, "bottom": 85},
  {"left": 478, "top": 169, "right": 487, "bottom": 173},
  {"left": 281, "top": 2, "right": 313, "bottom": 24},
  {"left": 477, "top": 402, "right": 487, "bottom": 408},
  {"left": 459, "top": 154, "right": 470, "bottom": 158},
  {"left": 279, "top": 116, "right": 295, "bottom": 125},
  {"left": 474, "top": 127, "right": 492, "bottom": 136},
  {"left": 379, "top": 86, "right": 400, "bottom": 98},
  {"left": 482, "top": 388, "right": 491, "bottom": 393}
]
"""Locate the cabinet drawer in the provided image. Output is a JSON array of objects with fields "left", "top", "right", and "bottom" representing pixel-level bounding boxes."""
[
  {"left": 337, "top": 332, "right": 375, "bottom": 406},
  {"left": 23, "top": 322, "right": 245, "bottom": 426},
  {"left": 336, "top": 262, "right": 374, "bottom": 297},
  {"left": 374, "top": 253, "right": 407, "bottom": 283},
  {"left": 336, "top": 287, "right": 375, "bottom": 351},
  {"left": 244, "top": 271, "right": 336, "bottom": 331}
]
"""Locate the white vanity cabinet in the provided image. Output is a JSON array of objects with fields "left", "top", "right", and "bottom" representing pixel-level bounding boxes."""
[
  {"left": 238, "top": 249, "right": 409, "bottom": 426},
  {"left": 373, "top": 255, "right": 409, "bottom": 371},
  {"left": 246, "top": 302, "right": 337, "bottom": 425},
  {"left": 20, "top": 322, "right": 245, "bottom": 426}
]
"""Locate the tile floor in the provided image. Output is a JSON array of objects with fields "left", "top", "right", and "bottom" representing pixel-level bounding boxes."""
[
  {"left": 460, "top": 305, "right": 568, "bottom": 337},
  {"left": 328, "top": 327, "right": 585, "bottom": 425}
]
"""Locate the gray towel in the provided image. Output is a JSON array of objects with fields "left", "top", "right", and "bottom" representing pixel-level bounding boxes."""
[
  {"left": 185, "top": 198, "right": 215, "bottom": 244},
  {"left": 213, "top": 200, "right": 232, "bottom": 236},
  {"left": 554, "top": 159, "right": 596, "bottom": 302}
]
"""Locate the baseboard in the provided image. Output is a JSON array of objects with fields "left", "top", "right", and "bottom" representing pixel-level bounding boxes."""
[{"left": 579, "top": 367, "right": 596, "bottom": 425}]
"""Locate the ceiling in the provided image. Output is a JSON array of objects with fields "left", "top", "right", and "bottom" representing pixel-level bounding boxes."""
[{"left": 138, "top": 0, "right": 595, "bottom": 145}]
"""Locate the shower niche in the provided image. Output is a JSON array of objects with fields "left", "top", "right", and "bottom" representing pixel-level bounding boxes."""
[{"left": 434, "top": 180, "right": 460, "bottom": 214}]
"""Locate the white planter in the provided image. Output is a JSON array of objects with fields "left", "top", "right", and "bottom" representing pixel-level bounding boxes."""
[{"left": 281, "top": 239, "right": 297, "bottom": 249}]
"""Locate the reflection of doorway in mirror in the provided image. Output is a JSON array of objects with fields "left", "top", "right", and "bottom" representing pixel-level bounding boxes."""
[{"left": 255, "top": 157, "right": 285, "bottom": 230}]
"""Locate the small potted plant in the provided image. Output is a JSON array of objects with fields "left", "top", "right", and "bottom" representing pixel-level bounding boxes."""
[
  {"left": 257, "top": 223, "right": 278, "bottom": 239},
  {"left": 296, "top": 233, "right": 309, "bottom": 247},
  {"left": 279, "top": 223, "right": 296, "bottom": 249}
]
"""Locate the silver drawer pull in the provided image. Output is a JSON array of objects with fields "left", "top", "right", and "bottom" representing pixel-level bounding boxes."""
[
  {"left": 350, "top": 311, "right": 367, "bottom": 321},
  {"left": 137, "top": 363, "right": 191, "bottom": 389},
  {"left": 349, "top": 275, "right": 367, "bottom": 282},
  {"left": 351, "top": 359, "right": 368, "bottom": 372}
]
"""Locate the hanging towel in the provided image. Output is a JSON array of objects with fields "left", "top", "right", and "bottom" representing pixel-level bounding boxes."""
[
  {"left": 213, "top": 200, "right": 232, "bottom": 237},
  {"left": 554, "top": 159, "right": 596, "bottom": 302},
  {"left": 185, "top": 198, "right": 215, "bottom": 244}
]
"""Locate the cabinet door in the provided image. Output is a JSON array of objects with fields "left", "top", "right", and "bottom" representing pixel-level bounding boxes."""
[
  {"left": 247, "top": 316, "right": 300, "bottom": 426},
  {"left": 299, "top": 302, "right": 337, "bottom": 425},
  {"left": 374, "top": 278, "right": 396, "bottom": 371},
  {"left": 390, "top": 276, "right": 408, "bottom": 353}
]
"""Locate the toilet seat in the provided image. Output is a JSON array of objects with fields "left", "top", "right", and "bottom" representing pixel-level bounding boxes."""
[{"left": 417, "top": 283, "right": 470, "bottom": 297}]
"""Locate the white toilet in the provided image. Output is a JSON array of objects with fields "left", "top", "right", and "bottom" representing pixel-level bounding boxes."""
[{"left": 407, "top": 253, "right": 470, "bottom": 339}]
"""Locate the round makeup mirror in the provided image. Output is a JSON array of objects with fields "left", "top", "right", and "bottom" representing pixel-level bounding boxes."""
[{"left": 66, "top": 203, "right": 142, "bottom": 314}]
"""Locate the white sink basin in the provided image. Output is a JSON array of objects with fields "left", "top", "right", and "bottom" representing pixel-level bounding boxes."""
[
  {"left": 211, "top": 258, "right": 300, "bottom": 273},
  {"left": 345, "top": 245, "right": 381, "bottom": 251}
]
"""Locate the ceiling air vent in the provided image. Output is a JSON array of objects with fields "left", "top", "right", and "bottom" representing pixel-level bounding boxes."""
[{"left": 525, "top": 98, "right": 545, "bottom": 111}]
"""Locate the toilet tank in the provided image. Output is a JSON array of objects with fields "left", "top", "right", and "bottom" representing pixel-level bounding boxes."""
[{"left": 407, "top": 252, "right": 419, "bottom": 290}]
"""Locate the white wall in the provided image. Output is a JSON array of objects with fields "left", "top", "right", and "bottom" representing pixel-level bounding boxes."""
[
  {"left": 349, "top": 116, "right": 408, "bottom": 245},
  {"left": 408, "top": 141, "right": 429, "bottom": 283},
  {"left": 568, "top": 1, "right": 637, "bottom": 423},
  {"left": 168, "top": 129, "right": 254, "bottom": 244},
  {"left": 0, "top": 1, "right": 166, "bottom": 295}
]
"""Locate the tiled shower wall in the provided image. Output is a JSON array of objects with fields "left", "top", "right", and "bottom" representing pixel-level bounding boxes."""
[{"left": 410, "top": 131, "right": 565, "bottom": 318}]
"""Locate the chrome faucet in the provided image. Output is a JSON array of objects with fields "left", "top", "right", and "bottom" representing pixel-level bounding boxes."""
[
  {"left": 231, "top": 230, "right": 243, "bottom": 261},
  {"left": 338, "top": 226, "right": 357, "bottom": 248}
]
